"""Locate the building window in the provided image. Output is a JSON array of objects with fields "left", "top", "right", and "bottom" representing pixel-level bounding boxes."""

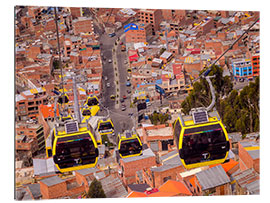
[{"left": 163, "top": 176, "right": 171, "bottom": 183}]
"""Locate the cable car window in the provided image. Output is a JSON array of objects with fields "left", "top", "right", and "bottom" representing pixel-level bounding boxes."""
[
  {"left": 55, "top": 133, "right": 97, "bottom": 169},
  {"left": 181, "top": 124, "right": 228, "bottom": 165},
  {"left": 82, "top": 109, "right": 91, "bottom": 116},
  {"left": 174, "top": 120, "right": 181, "bottom": 148},
  {"left": 119, "top": 139, "right": 142, "bottom": 156},
  {"left": 99, "top": 122, "right": 114, "bottom": 131},
  {"left": 87, "top": 98, "right": 99, "bottom": 106}
]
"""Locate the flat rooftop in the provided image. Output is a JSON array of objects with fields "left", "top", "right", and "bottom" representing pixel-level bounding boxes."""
[{"left": 146, "top": 126, "right": 172, "bottom": 137}]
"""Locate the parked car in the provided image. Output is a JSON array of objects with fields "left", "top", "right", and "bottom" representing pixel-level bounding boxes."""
[
  {"left": 122, "top": 95, "right": 127, "bottom": 99},
  {"left": 104, "top": 76, "right": 108, "bottom": 81},
  {"left": 108, "top": 59, "right": 112, "bottom": 63},
  {"left": 120, "top": 98, "right": 125, "bottom": 103},
  {"left": 106, "top": 83, "right": 110, "bottom": 88},
  {"left": 127, "top": 90, "right": 131, "bottom": 94},
  {"left": 126, "top": 82, "right": 131, "bottom": 87},
  {"left": 121, "top": 104, "right": 126, "bottom": 111},
  {"left": 108, "top": 33, "right": 116, "bottom": 37}
]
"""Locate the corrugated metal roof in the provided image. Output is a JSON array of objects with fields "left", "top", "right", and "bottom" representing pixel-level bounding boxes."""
[
  {"left": 151, "top": 164, "right": 179, "bottom": 172},
  {"left": 76, "top": 167, "right": 99, "bottom": 176},
  {"left": 27, "top": 184, "right": 42, "bottom": 199},
  {"left": 100, "top": 175, "right": 128, "bottom": 198},
  {"left": 196, "top": 165, "right": 230, "bottom": 190},
  {"left": 246, "top": 179, "right": 260, "bottom": 195},
  {"left": 231, "top": 168, "right": 259, "bottom": 194},
  {"left": 33, "top": 158, "right": 58, "bottom": 176},
  {"left": 247, "top": 150, "right": 259, "bottom": 160},
  {"left": 121, "top": 148, "right": 155, "bottom": 163},
  {"left": 40, "top": 176, "right": 65, "bottom": 187}
]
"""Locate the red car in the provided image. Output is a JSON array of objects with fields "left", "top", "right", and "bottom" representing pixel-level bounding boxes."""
[
  {"left": 123, "top": 95, "right": 127, "bottom": 99},
  {"left": 120, "top": 42, "right": 123, "bottom": 45}
]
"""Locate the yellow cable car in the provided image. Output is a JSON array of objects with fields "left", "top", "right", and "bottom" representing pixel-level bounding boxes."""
[
  {"left": 46, "top": 120, "right": 99, "bottom": 172},
  {"left": 116, "top": 130, "right": 142, "bottom": 159},
  {"left": 60, "top": 115, "right": 72, "bottom": 122},
  {"left": 81, "top": 107, "right": 92, "bottom": 123},
  {"left": 84, "top": 96, "right": 100, "bottom": 116},
  {"left": 97, "top": 119, "right": 114, "bottom": 136},
  {"left": 173, "top": 108, "right": 230, "bottom": 169}
]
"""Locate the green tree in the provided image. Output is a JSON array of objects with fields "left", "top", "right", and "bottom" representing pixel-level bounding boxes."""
[{"left": 87, "top": 178, "right": 106, "bottom": 198}]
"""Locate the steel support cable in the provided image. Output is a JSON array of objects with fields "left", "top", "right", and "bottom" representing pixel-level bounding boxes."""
[
  {"left": 54, "top": 7, "right": 66, "bottom": 106},
  {"left": 192, "top": 17, "right": 260, "bottom": 84}
]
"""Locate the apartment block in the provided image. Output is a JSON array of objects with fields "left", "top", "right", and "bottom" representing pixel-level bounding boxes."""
[
  {"left": 16, "top": 122, "right": 46, "bottom": 153},
  {"left": 231, "top": 58, "right": 253, "bottom": 81},
  {"left": 16, "top": 87, "right": 49, "bottom": 120},
  {"left": 252, "top": 54, "right": 260, "bottom": 77},
  {"left": 124, "top": 23, "right": 152, "bottom": 43},
  {"left": 70, "top": 7, "right": 82, "bottom": 19},
  {"left": 138, "top": 9, "right": 163, "bottom": 35},
  {"left": 73, "top": 17, "right": 94, "bottom": 35}
]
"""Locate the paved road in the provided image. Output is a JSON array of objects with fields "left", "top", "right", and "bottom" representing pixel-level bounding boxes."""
[{"left": 93, "top": 23, "right": 134, "bottom": 143}]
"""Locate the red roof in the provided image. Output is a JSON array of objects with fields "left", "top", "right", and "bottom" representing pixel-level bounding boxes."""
[
  {"left": 39, "top": 104, "right": 59, "bottom": 119},
  {"left": 127, "top": 191, "right": 147, "bottom": 198},
  {"left": 158, "top": 180, "right": 192, "bottom": 196},
  {"left": 209, "top": 159, "right": 239, "bottom": 172}
]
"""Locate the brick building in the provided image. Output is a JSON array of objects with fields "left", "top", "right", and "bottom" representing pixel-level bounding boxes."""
[
  {"left": 142, "top": 164, "right": 185, "bottom": 188},
  {"left": 137, "top": 9, "right": 163, "bottom": 35},
  {"left": 162, "top": 9, "right": 186, "bottom": 21},
  {"left": 124, "top": 23, "right": 152, "bottom": 43},
  {"left": 16, "top": 122, "right": 46, "bottom": 153},
  {"left": 73, "top": 17, "right": 94, "bottom": 35},
  {"left": 40, "top": 176, "right": 84, "bottom": 199},
  {"left": 140, "top": 124, "right": 175, "bottom": 153},
  {"left": 238, "top": 141, "right": 260, "bottom": 173},
  {"left": 118, "top": 148, "right": 156, "bottom": 186},
  {"left": 16, "top": 87, "right": 49, "bottom": 121},
  {"left": 70, "top": 7, "right": 82, "bottom": 19}
]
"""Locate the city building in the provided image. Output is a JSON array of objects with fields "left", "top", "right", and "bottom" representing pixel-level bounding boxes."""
[
  {"left": 194, "top": 165, "right": 232, "bottom": 195},
  {"left": 118, "top": 148, "right": 156, "bottom": 186},
  {"left": 73, "top": 17, "right": 94, "bottom": 35},
  {"left": 140, "top": 124, "right": 174, "bottom": 153},
  {"left": 16, "top": 122, "right": 46, "bottom": 154},
  {"left": 231, "top": 58, "right": 253, "bottom": 81},
  {"left": 16, "top": 87, "right": 48, "bottom": 121},
  {"left": 251, "top": 54, "right": 260, "bottom": 77},
  {"left": 231, "top": 168, "right": 259, "bottom": 195},
  {"left": 238, "top": 140, "right": 260, "bottom": 173},
  {"left": 124, "top": 23, "right": 152, "bottom": 43},
  {"left": 137, "top": 9, "right": 163, "bottom": 35},
  {"left": 127, "top": 179, "right": 192, "bottom": 197}
]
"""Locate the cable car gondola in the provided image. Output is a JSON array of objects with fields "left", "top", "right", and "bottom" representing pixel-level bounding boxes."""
[
  {"left": 116, "top": 130, "right": 142, "bottom": 159},
  {"left": 97, "top": 119, "right": 114, "bottom": 136},
  {"left": 46, "top": 120, "right": 99, "bottom": 173},
  {"left": 81, "top": 107, "right": 92, "bottom": 123},
  {"left": 84, "top": 96, "right": 100, "bottom": 116},
  {"left": 173, "top": 108, "right": 230, "bottom": 169}
]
